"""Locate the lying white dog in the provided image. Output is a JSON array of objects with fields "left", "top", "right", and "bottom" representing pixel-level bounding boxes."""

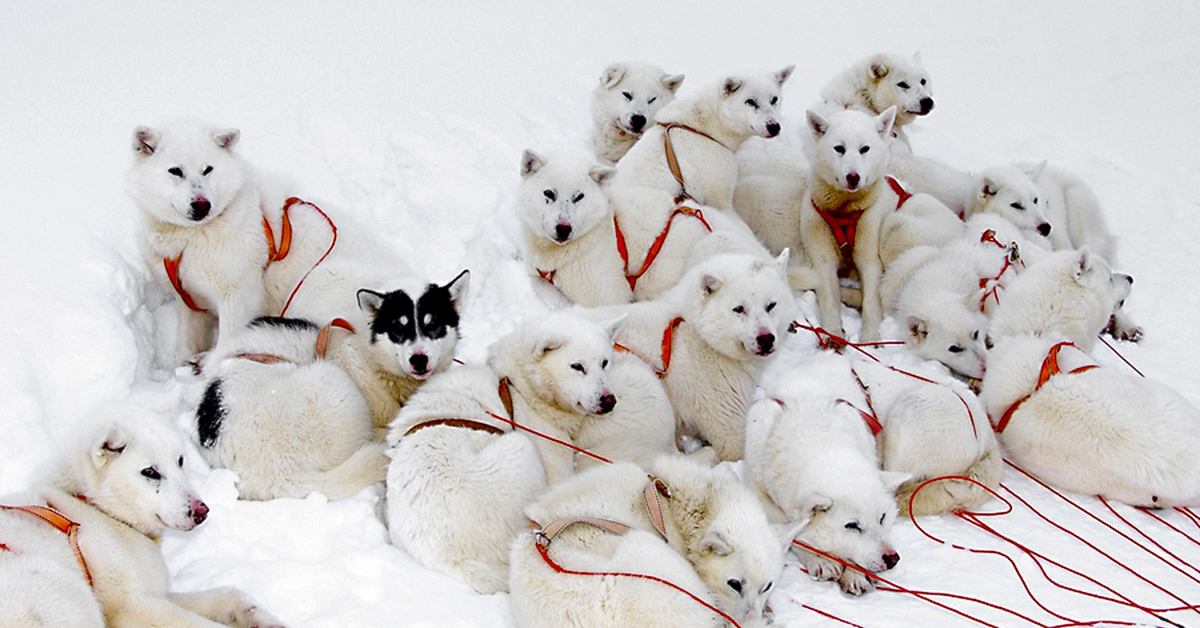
[{"left": 591, "top": 61, "right": 685, "bottom": 165}]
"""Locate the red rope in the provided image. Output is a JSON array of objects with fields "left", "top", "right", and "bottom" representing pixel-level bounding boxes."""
[
  {"left": 275, "top": 197, "right": 339, "bottom": 317},
  {"left": 1102, "top": 500, "right": 1200, "bottom": 581},
  {"left": 1142, "top": 509, "right": 1200, "bottom": 549},
  {"left": 1173, "top": 507, "right": 1200, "bottom": 532},
  {"left": 1097, "top": 335, "right": 1146, "bottom": 378},
  {"left": 483, "top": 409, "right": 612, "bottom": 465}
]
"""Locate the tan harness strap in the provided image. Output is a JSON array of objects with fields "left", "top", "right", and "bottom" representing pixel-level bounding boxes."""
[
  {"left": 0, "top": 504, "right": 94, "bottom": 587},
  {"left": 642, "top": 477, "right": 672, "bottom": 541},
  {"left": 403, "top": 418, "right": 506, "bottom": 438},
  {"left": 660, "top": 123, "right": 724, "bottom": 205}
]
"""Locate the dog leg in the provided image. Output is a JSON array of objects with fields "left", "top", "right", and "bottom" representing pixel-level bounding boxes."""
[{"left": 168, "top": 588, "right": 287, "bottom": 628}]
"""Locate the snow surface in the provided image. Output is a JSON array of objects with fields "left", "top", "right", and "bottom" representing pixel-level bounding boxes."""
[{"left": 3, "top": 2, "right": 1200, "bottom": 626}]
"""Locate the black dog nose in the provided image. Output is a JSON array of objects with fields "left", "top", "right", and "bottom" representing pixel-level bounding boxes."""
[
  {"left": 191, "top": 500, "right": 209, "bottom": 525},
  {"left": 410, "top": 354, "right": 428, "bottom": 374},
  {"left": 883, "top": 551, "right": 900, "bottom": 570},
  {"left": 554, "top": 224, "right": 572, "bottom": 242},
  {"left": 190, "top": 198, "right": 211, "bottom": 221},
  {"left": 846, "top": 172, "right": 860, "bottom": 189},
  {"left": 919, "top": 98, "right": 934, "bottom": 115},
  {"left": 598, "top": 393, "right": 617, "bottom": 414},
  {"left": 629, "top": 114, "right": 647, "bottom": 133},
  {"left": 756, "top": 333, "right": 775, "bottom": 355},
  {"left": 1037, "top": 222, "right": 1052, "bottom": 237},
  {"left": 765, "top": 121, "right": 781, "bottom": 137}
]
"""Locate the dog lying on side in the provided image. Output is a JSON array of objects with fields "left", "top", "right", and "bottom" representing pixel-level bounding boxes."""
[{"left": 0, "top": 402, "right": 285, "bottom": 627}]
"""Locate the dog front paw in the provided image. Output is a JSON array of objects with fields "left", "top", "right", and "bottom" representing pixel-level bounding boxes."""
[
  {"left": 232, "top": 603, "right": 287, "bottom": 628},
  {"left": 798, "top": 551, "right": 843, "bottom": 582},
  {"left": 838, "top": 568, "right": 877, "bottom": 596}
]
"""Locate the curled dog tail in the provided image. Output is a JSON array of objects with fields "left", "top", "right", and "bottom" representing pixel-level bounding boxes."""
[
  {"left": 898, "top": 438, "right": 1004, "bottom": 517},
  {"left": 293, "top": 441, "right": 390, "bottom": 501}
]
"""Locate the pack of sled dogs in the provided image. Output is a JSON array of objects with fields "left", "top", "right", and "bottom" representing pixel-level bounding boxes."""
[{"left": 4, "top": 52, "right": 1197, "bottom": 627}]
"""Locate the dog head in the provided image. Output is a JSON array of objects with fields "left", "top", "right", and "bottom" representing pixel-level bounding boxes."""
[
  {"left": 862, "top": 52, "right": 935, "bottom": 126},
  {"left": 716, "top": 65, "right": 795, "bottom": 141},
  {"left": 357, "top": 270, "right": 470, "bottom": 380},
  {"left": 679, "top": 251, "right": 796, "bottom": 361},
  {"left": 489, "top": 312, "right": 619, "bottom": 416},
  {"left": 67, "top": 404, "right": 208, "bottom": 538},
  {"left": 806, "top": 106, "right": 895, "bottom": 193},
  {"left": 592, "top": 61, "right": 685, "bottom": 137},
  {"left": 127, "top": 120, "right": 249, "bottom": 226},
  {"left": 970, "top": 165, "right": 1052, "bottom": 239},
  {"left": 518, "top": 150, "right": 616, "bottom": 245},
  {"left": 905, "top": 304, "right": 989, "bottom": 380}
]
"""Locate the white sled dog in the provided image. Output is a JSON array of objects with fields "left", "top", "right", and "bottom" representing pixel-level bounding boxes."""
[
  {"left": 0, "top": 402, "right": 284, "bottom": 628},
  {"left": 819, "top": 51, "right": 974, "bottom": 213},
  {"left": 982, "top": 332, "right": 1200, "bottom": 507},
  {"left": 601, "top": 251, "right": 796, "bottom": 462},
  {"left": 510, "top": 456, "right": 790, "bottom": 628},
  {"left": 614, "top": 66, "right": 795, "bottom": 210},
  {"left": 802, "top": 105, "right": 958, "bottom": 342},
  {"left": 516, "top": 149, "right": 631, "bottom": 307},
  {"left": 487, "top": 312, "right": 677, "bottom": 485},
  {"left": 128, "top": 120, "right": 278, "bottom": 363},
  {"left": 744, "top": 354, "right": 907, "bottom": 595},
  {"left": 194, "top": 316, "right": 388, "bottom": 501},
  {"left": 385, "top": 363, "right": 546, "bottom": 594},
  {"left": 592, "top": 61, "right": 685, "bottom": 165}
]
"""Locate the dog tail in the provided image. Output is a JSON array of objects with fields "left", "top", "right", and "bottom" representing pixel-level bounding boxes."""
[
  {"left": 294, "top": 441, "right": 390, "bottom": 501},
  {"left": 898, "top": 438, "right": 1004, "bottom": 517}
]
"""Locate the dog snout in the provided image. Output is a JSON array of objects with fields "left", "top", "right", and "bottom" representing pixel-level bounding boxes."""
[
  {"left": 191, "top": 499, "right": 209, "bottom": 526},
  {"left": 189, "top": 196, "right": 211, "bottom": 221},
  {"left": 764, "top": 120, "right": 781, "bottom": 138},
  {"left": 1037, "top": 222, "right": 1052, "bottom": 237},
  {"left": 597, "top": 392, "right": 617, "bottom": 414},
  {"left": 629, "top": 114, "right": 647, "bottom": 134},
  {"left": 882, "top": 551, "right": 900, "bottom": 570},
  {"left": 845, "top": 172, "right": 860, "bottom": 190},
  {"left": 409, "top": 353, "right": 429, "bottom": 375},
  {"left": 554, "top": 223, "right": 573, "bottom": 243},
  {"left": 919, "top": 97, "right": 935, "bottom": 115},
  {"left": 756, "top": 332, "right": 776, "bottom": 355}
]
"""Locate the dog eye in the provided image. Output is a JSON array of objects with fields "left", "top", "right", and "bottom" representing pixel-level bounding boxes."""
[
  {"left": 622, "top": 91, "right": 633, "bottom": 101},
  {"left": 648, "top": 96, "right": 657, "bottom": 104},
  {"left": 141, "top": 467, "right": 162, "bottom": 481},
  {"left": 845, "top": 521, "right": 862, "bottom": 532},
  {"left": 201, "top": 165, "right": 213, "bottom": 176},
  {"left": 920, "top": 78, "right": 927, "bottom": 86},
  {"left": 761, "top": 581, "right": 773, "bottom": 594},
  {"left": 727, "top": 579, "right": 743, "bottom": 593},
  {"left": 1010, "top": 202, "right": 1025, "bottom": 211},
  {"left": 859, "top": 146, "right": 870, "bottom": 155},
  {"left": 948, "top": 344, "right": 965, "bottom": 354},
  {"left": 765, "top": 301, "right": 777, "bottom": 313},
  {"left": 897, "top": 81, "right": 910, "bottom": 90},
  {"left": 985, "top": 335, "right": 994, "bottom": 350},
  {"left": 601, "top": 359, "right": 609, "bottom": 369},
  {"left": 543, "top": 189, "right": 556, "bottom": 203},
  {"left": 833, "top": 145, "right": 846, "bottom": 155},
  {"left": 1032, "top": 197, "right": 1039, "bottom": 205},
  {"left": 879, "top": 513, "right": 887, "bottom": 525},
  {"left": 769, "top": 96, "right": 779, "bottom": 106},
  {"left": 744, "top": 98, "right": 759, "bottom": 110},
  {"left": 571, "top": 192, "right": 585, "bottom": 203},
  {"left": 168, "top": 167, "right": 184, "bottom": 178},
  {"left": 571, "top": 362, "right": 586, "bottom": 374},
  {"left": 971, "top": 330, "right": 980, "bottom": 341},
  {"left": 733, "top": 305, "right": 745, "bottom": 314},
  {"left": 178, "top": 456, "right": 184, "bottom": 468}
]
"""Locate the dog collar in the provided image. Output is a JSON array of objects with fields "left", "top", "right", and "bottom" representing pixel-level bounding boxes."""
[{"left": 994, "top": 341, "right": 1098, "bottom": 432}]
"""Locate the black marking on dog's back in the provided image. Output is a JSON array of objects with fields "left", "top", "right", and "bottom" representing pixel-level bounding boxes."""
[
  {"left": 369, "top": 285, "right": 460, "bottom": 343},
  {"left": 196, "top": 379, "right": 225, "bottom": 448},
  {"left": 250, "top": 316, "right": 320, "bottom": 332}
]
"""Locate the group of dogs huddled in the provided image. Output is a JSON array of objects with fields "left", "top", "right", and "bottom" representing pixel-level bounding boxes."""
[{"left": 4, "top": 52, "right": 1200, "bottom": 627}]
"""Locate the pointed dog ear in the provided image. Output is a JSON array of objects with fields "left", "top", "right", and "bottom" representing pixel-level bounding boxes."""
[
  {"left": 700, "top": 529, "right": 734, "bottom": 557},
  {"left": 599, "top": 63, "right": 628, "bottom": 89},
  {"left": 357, "top": 289, "right": 386, "bottom": 317},
  {"left": 444, "top": 270, "right": 470, "bottom": 312},
  {"left": 133, "top": 126, "right": 160, "bottom": 157},
  {"left": 775, "top": 64, "right": 796, "bottom": 86},
  {"left": 533, "top": 331, "right": 566, "bottom": 360},
  {"left": 806, "top": 110, "right": 830, "bottom": 139},
  {"left": 521, "top": 149, "right": 546, "bottom": 178},
  {"left": 588, "top": 165, "right": 618, "bottom": 187},
  {"left": 92, "top": 425, "right": 128, "bottom": 469},
  {"left": 869, "top": 56, "right": 891, "bottom": 81},
  {"left": 722, "top": 76, "right": 745, "bottom": 97},
  {"left": 906, "top": 316, "right": 929, "bottom": 342},
  {"left": 661, "top": 73, "right": 685, "bottom": 94},
  {"left": 875, "top": 106, "right": 897, "bottom": 138},
  {"left": 212, "top": 128, "right": 240, "bottom": 150}
]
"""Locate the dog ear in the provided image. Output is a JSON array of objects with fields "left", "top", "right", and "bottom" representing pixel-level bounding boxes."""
[
  {"left": 979, "top": 176, "right": 999, "bottom": 199},
  {"left": 599, "top": 63, "right": 628, "bottom": 89},
  {"left": 533, "top": 331, "right": 566, "bottom": 360},
  {"left": 700, "top": 529, "right": 734, "bottom": 557},
  {"left": 806, "top": 110, "right": 830, "bottom": 139},
  {"left": 444, "top": 270, "right": 470, "bottom": 312},
  {"left": 774, "top": 248, "right": 791, "bottom": 271},
  {"left": 1074, "top": 248, "right": 1096, "bottom": 282},
  {"left": 92, "top": 425, "right": 128, "bottom": 469},
  {"left": 356, "top": 289, "right": 386, "bottom": 317},
  {"left": 700, "top": 272, "right": 723, "bottom": 297},
  {"left": 869, "top": 57, "right": 891, "bottom": 81},
  {"left": 906, "top": 316, "right": 929, "bottom": 342},
  {"left": 588, "top": 165, "right": 618, "bottom": 187},
  {"left": 775, "top": 64, "right": 796, "bottom": 86},
  {"left": 722, "top": 76, "right": 745, "bottom": 97},
  {"left": 133, "top": 126, "right": 160, "bottom": 157},
  {"left": 880, "top": 471, "right": 913, "bottom": 494},
  {"left": 798, "top": 494, "right": 833, "bottom": 520},
  {"left": 913, "top": 51, "right": 924, "bottom": 64},
  {"left": 598, "top": 314, "right": 628, "bottom": 340},
  {"left": 661, "top": 73, "right": 685, "bottom": 94},
  {"left": 212, "top": 128, "right": 240, "bottom": 150},
  {"left": 776, "top": 519, "right": 808, "bottom": 547},
  {"left": 1029, "top": 160, "right": 1049, "bottom": 179},
  {"left": 875, "top": 106, "right": 897, "bottom": 139},
  {"left": 520, "top": 149, "right": 546, "bottom": 179}
]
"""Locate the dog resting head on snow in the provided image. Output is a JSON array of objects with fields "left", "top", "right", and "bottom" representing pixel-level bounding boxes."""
[
  {"left": 819, "top": 52, "right": 934, "bottom": 135},
  {"left": 965, "top": 165, "right": 1053, "bottom": 243},
  {"left": 591, "top": 61, "right": 685, "bottom": 165}
]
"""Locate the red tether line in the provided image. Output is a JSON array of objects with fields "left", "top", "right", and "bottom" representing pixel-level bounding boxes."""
[
  {"left": 1100, "top": 498, "right": 1200, "bottom": 581},
  {"left": 1097, "top": 335, "right": 1146, "bottom": 378},
  {"left": 274, "top": 197, "right": 339, "bottom": 317}
]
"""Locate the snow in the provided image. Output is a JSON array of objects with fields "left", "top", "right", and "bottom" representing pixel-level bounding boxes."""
[{"left": 2, "top": 2, "right": 1199, "bottom": 626}]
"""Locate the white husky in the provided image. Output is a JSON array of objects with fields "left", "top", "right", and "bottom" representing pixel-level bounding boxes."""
[
  {"left": 385, "top": 363, "right": 546, "bottom": 594},
  {"left": 591, "top": 61, "right": 685, "bottom": 165},
  {"left": 982, "top": 332, "right": 1200, "bottom": 507},
  {"left": 0, "top": 402, "right": 284, "bottom": 627},
  {"left": 964, "top": 165, "right": 1054, "bottom": 246},
  {"left": 194, "top": 317, "right": 388, "bottom": 500},
  {"left": 517, "top": 149, "right": 631, "bottom": 307},
  {"left": 510, "top": 456, "right": 789, "bottom": 627},
  {"left": 1020, "top": 161, "right": 1119, "bottom": 265},
  {"left": 127, "top": 121, "right": 277, "bottom": 363},
  {"left": 487, "top": 312, "right": 677, "bottom": 484},
  {"left": 744, "top": 355, "right": 907, "bottom": 595},
  {"left": 599, "top": 251, "right": 796, "bottom": 462},
  {"left": 614, "top": 66, "right": 795, "bottom": 210}
]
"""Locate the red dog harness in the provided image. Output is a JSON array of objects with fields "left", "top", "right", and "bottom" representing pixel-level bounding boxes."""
[
  {"left": 813, "top": 176, "right": 911, "bottom": 268},
  {"left": 613, "top": 317, "right": 685, "bottom": 379},
  {"left": 614, "top": 208, "right": 712, "bottom": 291},
  {"left": 0, "top": 504, "right": 94, "bottom": 587},
  {"left": 994, "top": 341, "right": 1098, "bottom": 432}
]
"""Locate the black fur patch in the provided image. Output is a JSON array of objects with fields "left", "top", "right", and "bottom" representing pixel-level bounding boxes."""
[
  {"left": 196, "top": 379, "right": 225, "bottom": 449},
  {"left": 249, "top": 316, "right": 319, "bottom": 332},
  {"left": 416, "top": 282, "right": 461, "bottom": 340},
  {"left": 369, "top": 283, "right": 461, "bottom": 344}
]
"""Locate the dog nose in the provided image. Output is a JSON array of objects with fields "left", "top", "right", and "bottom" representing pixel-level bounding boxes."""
[
  {"left": 756, "top": 333, "right": 775, "bottom": 355},
  {"left": 846, "top": 172, "right": 860, "bottom": 189},
  {"left": 189, "top": 197, "right": 211, "bottom": 221},
  {"left": 1037, "top": 222, "right": 1052, "bottom": 237},
  {"left": 597, "top": 392, "right": 617, "bottom": 414},
  {"left": 629, "top": 114, "right": 647, "bottom": 133},
  {"left": 191, "top": 499, "right": 209, "bottom": 525},
  {"left": 765, "top": 121, "right": 781, "bottom": 138},
  {"left": 919, "top": 97, "right": 934, "bottom": 115},
  {"left": 883, "top": 551, "right": 900, "bottom": 570},
  {"left": 410, "top": 353, "right": 429, "bottom": 374},
  {"left": 554, "top": 223, "right": 573, "bottom": 243}
]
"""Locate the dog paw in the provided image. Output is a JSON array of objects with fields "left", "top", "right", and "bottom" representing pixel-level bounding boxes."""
[
  {"left": 1116, "top": 325, "right": 1144, "bottom": 343},
  {"left": 234, "top": 604, "right": 287, "bottom": 628},
  {"left": 799, "top": 552, "right": 843, "bottom": 582},
  {"left": 838, "top": 569, "right": 877, "bottom": 596}
]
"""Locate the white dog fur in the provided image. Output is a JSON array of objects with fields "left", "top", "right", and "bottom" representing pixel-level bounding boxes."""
[{"left": 591, "top": 61, "right": 685, "bottom": 166}]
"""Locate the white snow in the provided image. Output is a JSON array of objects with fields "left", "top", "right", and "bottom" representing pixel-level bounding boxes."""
[{"left": 2, "top": 2, "right": 1199, "bottom": 626}]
